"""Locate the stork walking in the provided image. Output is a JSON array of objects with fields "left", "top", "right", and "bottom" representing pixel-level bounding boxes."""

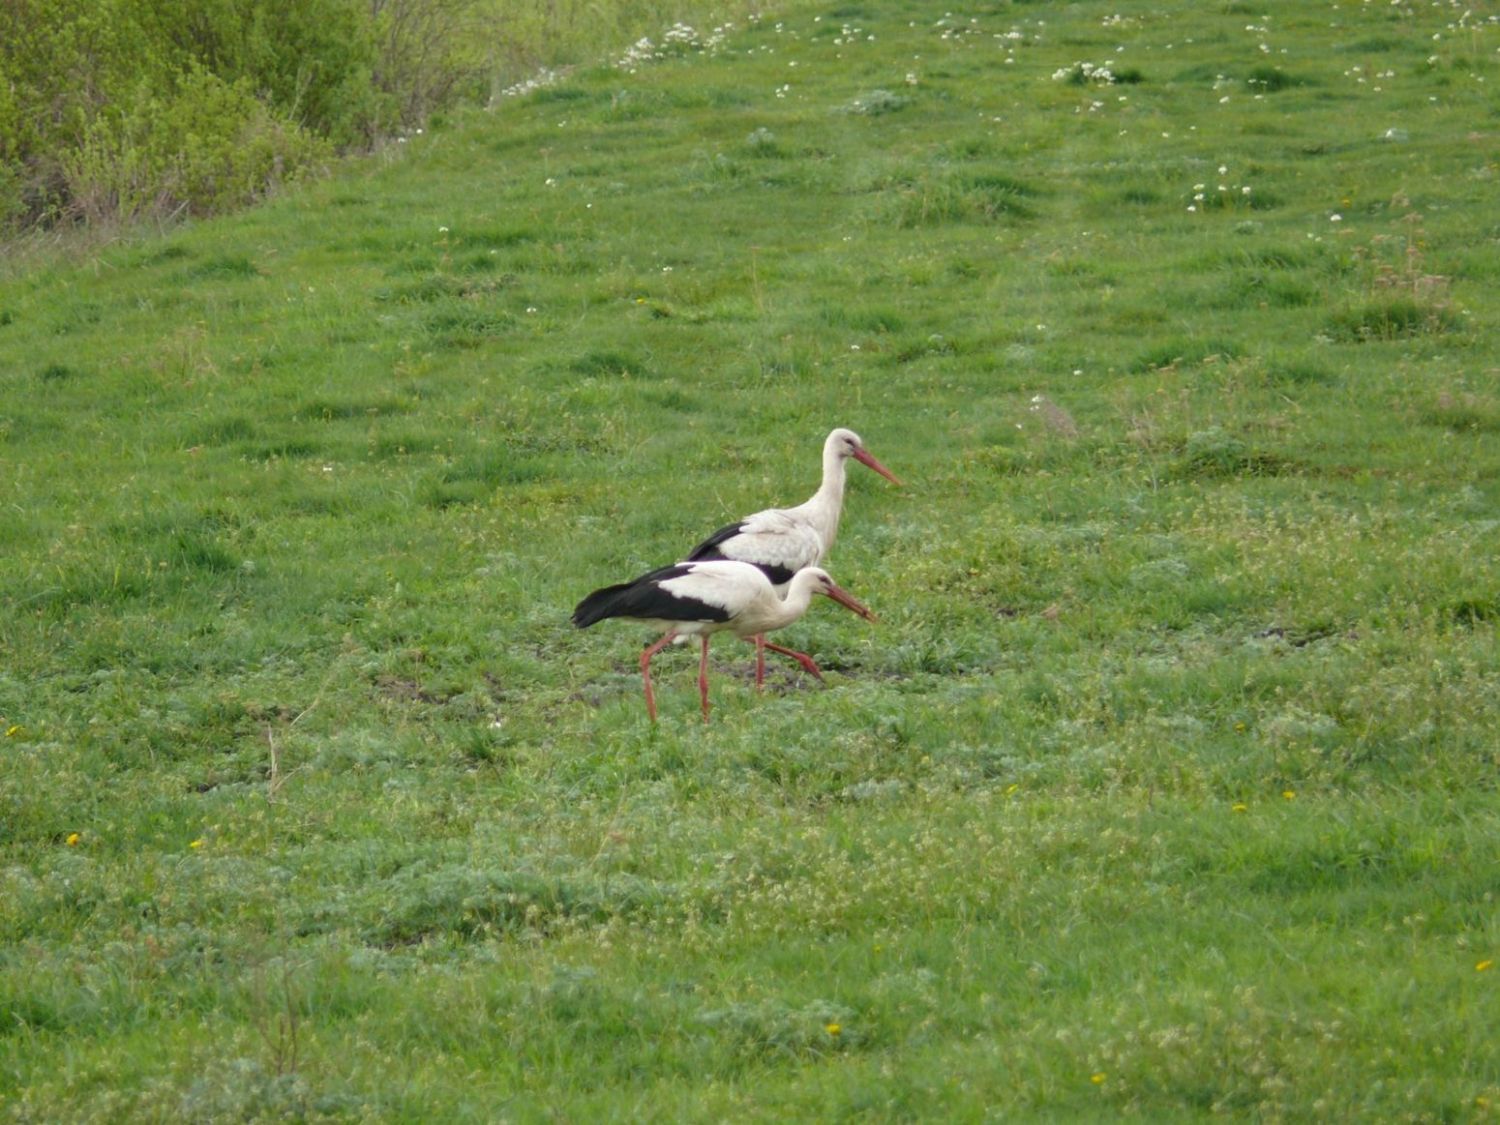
[
  {"left": 572, "top": 561, "right": 876, "bottom": 723},
  {"left": 685, "top": 428, "right": 900, "bottom": 683}
]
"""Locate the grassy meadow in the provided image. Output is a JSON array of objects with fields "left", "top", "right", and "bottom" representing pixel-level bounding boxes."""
[{"left": 4, "top": 0, "right": 1500, "bottom": 1118}]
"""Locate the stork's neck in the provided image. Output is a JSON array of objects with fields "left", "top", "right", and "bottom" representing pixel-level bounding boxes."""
[
  {"left": 799, "top": 444, "right": 848, "bottom": 544},
  {"left": 760, "top": 571, "right": 821, "bottom": 632}
]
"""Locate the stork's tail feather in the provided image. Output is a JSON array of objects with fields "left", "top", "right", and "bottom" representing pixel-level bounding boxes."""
[
  {"left": 572, "top": 581, "right": 636, "bottom": 628},
  {"left": 572, "top": 563, "right": 703, "bottom": 628}
]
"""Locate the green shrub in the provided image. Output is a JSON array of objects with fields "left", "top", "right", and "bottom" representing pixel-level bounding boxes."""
[
  {"left": 118, "top": 0, "right": 388, "bottom": 145},
  {"left": 0, "top": 76, "right": 23, "bottom": 227},
  {"left": 59, "top": 66, "right": 328, "bottom": 222},
  {"left": 0, "top": 0, "right": 369, "bottom": 230},
  {"left": 1323, "top": 298, "right": 1459, "bottom": 342},
  {"left": 0, "top": 0, "right": 768, "bottom": 234}
]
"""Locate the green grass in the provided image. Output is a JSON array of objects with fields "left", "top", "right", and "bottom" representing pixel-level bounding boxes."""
[{"left": 4, "top": 1, "right": 1500, "bottom": 1119}]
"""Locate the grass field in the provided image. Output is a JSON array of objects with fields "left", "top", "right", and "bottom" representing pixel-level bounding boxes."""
[{"left": 4, "top": 0, "right": 1500, "bottom": 1118}]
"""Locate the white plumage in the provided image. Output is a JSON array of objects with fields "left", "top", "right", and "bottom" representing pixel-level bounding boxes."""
[
  {"left": 684, "top": 427, "right": 900, "bottom": 681},
  {"left": 572, "top": 560, "right": 876, "bottom": 723},
  {"left": 687, "top": 427, "right": 902, "bottom": 583}
]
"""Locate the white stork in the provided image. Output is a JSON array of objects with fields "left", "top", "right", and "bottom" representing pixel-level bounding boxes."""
[
  {"left": 572, "top": 560, "right": 876, "bottom": 723},
  {"left": 684, "top": 427, "right": 900, "bottom": 683}
]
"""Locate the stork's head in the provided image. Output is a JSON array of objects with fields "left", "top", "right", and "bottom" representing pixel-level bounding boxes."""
[
  {"left": 825, "top": 428, "right": 903, "bottom": 486},
  {"left": 801, "top": 566, "right": 878, "bottom": 621}
]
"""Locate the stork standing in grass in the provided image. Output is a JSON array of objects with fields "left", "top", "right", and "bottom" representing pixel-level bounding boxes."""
[
  {"left": 684, "top": 427, "right": 901, "bottom": 684},
  {"left": 572, "top": 560, "right": 876, "bottom": 723}
]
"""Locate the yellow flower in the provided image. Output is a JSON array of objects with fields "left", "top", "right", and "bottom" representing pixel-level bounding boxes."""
[
  {"left": 5, "top": 724, "right": 20, "bottom": 738},
  {"left": 65, "top": 832, "right": 80, "bottom": 846},
  {"left": 1005, "top": 783, "right": 1020, "bottom": 796},
  {"left": 189, "top": 838, "right": 205, "bottom": 850},
  {"left": 1091, "top": 1072, "right": 1106, "bottom": 1085},
  {"left": 824, "top": 1022, "right": 842, "bottom": 1037},
  {"left": 1478, "top": 960, "right": 1494, "bottom": 972},
  {"left": 1282, "top": 790, "right": 1296, "bottom": 800},
  {"left": 1232, "top": 802, "right": 1248, "bottom": 814}
]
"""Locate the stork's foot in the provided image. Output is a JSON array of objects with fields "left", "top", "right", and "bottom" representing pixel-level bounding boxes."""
[
  {"left": 782, "top": 650, "right": 825, "bottom": 682},
  {"left": 752, "top": 639, "right": 825, "bottom": 683}
]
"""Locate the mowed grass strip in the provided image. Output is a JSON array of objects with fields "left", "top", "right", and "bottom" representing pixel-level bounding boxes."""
[{"left": 3, "top": 1, "right": 1499, "bottom": 1118}]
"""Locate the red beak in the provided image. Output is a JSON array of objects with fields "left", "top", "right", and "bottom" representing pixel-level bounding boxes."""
[
  {"left": 823, "top": 582, "right": 878, "bottom": 622},
  {"left": 853, "top": 447, "right": 903, "bottom": 487}
]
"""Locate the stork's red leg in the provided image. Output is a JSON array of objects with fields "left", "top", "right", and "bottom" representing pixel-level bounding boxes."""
[
  {"left": 763, "top": 640, "right": 824, "bottom": 682},
  {"left": 698, "top": 635, "right": 713, "bottom": 723},
  {"left": 739, "top": 636, "right": 824, "bottom": 682},
  {"left": 640, "top": 630, "right": 678, "bottom": 722}
]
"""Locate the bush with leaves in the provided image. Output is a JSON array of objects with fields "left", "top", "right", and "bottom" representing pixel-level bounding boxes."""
[
  {"left": 0, "top": 0, "right": 764, "bottom": 233},
  {"left": 0, "top": 0, "right": 373, "bottom": 230},
  {"left": 59, "top": 65, "right": 330, "bottom": 224}
]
